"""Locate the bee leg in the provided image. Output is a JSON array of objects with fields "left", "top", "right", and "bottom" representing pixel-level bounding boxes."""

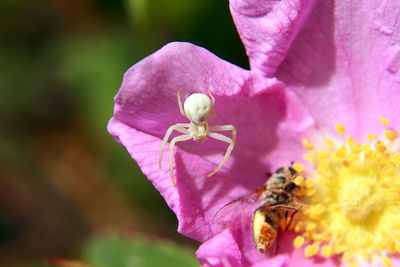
[
  {"left": 291, "top": 201, "right": 306, "bottom": 211},
  {"left": 284, "top": 210, "right": 299, "bottom": 231}
]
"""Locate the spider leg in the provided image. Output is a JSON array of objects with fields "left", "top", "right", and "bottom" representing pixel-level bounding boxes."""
[
  {"left": 207, "top": 89, "right": 216, "bottom": 118},
  {"left": 209, "top": 125, "right": 237, "bottom": 143},
  {"left": 207, "top": 89, "right": 215, "bottom": 105},
  {"left": 177, "top": 91, "right": 186, "bottom": 118},
  {"left": 207, "top": 131, "right": 235, "bottom": 177},
  {"left": 169, "top": 134, "right": 192, "bottom": 186},
  {"left": 159, "top": 124, "right": 190, "bottom": 169}
]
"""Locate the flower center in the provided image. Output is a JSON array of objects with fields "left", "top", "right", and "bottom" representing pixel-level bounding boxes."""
[
  {"left": 340, "top": 176, "right": 377, "bottom": 222},
  {"left": 293, "top": 117, "right": 400, "bottom": 267}
]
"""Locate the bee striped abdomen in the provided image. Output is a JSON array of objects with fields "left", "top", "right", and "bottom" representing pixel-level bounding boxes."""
[
  {"left": 252, "top": 209, "right": 278, "bottom": 253},
  {"left": 258, "top": 223, "right": 277, "bottom": 253}
]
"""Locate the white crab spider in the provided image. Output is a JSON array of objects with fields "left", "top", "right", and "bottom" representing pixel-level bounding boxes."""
[{"left": 158, "top": 90, "right": 237, "bottom": 186}]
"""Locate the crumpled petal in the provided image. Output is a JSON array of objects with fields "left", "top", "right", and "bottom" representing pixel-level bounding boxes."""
[
  {"left": 196, "top": 228, "right": 290, "bottom": 267},
  {"left": 109, "top": 41, "right": 315, "bottom": 242},
  {"left": 276, "top": 0, "right": 400, "bottom": 138},
  {"left": 230, "top": 0, "right": 316, "bottom": 77},
  {"left": 251, "top": 256, "right": 289, "bottom": 267},
  {"left": 196, "top": 229, "right": 243, "bottom": 267},
  {"left": 197, "top": 230, "right": 339, "bottom": 267}
]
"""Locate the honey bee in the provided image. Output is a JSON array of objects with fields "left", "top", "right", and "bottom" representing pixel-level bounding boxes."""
[{"left": 213, "top": 165, "right": 304, "bottom": 253}]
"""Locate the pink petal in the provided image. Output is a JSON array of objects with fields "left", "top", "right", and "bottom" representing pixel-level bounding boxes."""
[
  {"left": 276, "top": 0, "right": 400, "bottom": 138},
  {"left": 252, "top": 256, "right": 289, "bottom": 267},
  {"left": 196, "top": 228, "right": 290, "bottom": 267},
  {"left": 230, "top": 0, "right": 316, "bottom": 77},
  {"left": 196, "top": 229, "right": 242, "bottom": 267},
  {"left": 386, "top": 256, "right": 400, "bottom": 267},
  {"left": 277, "top": 233, "right": 340, "bottom": 267},
  {"left": 196, "top": 228, "right": 340, "bottom": 267},
  {"left": 109, "top": 42, "right": 315, "bottom": 241}
]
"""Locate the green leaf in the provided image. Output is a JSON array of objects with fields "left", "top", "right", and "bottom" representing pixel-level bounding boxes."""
[{"left": 83, "top": 234, "right": 199, "bottom": 267}]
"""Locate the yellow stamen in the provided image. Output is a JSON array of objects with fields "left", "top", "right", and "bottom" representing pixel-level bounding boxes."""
[
  {"left": 321, "top": 245, "right": 333, "bottom": 258},
  {"left": 384, "top": 129, "right": 398, "bottom": 140},
  {"left": 325, "top": 138, "right": 334, "bottom": 148},
  {"left": 334, "top": 123, "right": 346, "bottom": 135},
  {"left": 378, "top": 115, "right": 390, "bottom": 126},
  {"left": 304, "top": 244, "right": 319, "bottom": 258},
  {"left": 293, "top": 175, "right": 305, "bottom": 187},
  {"left": 302, "top": 139, "right": 314, "bottom": 150},
  {"left": 292, "top": 162, "right": 305, "bottom": 173},
  {"left": 334, "top": 146, "right": 347, "bottom": 158},
  {"left": 293, "top": 236, "right": 305, "bottom": 248},
  {"left": 303, "top": 153, "right": 314, "bottom": 161},
  {"left": 305, "top": 222, "right": 317, "bottom": 232},
  {"left": 376, "top": 141, "right": 386, "bottom": 152},
  {"left": 294, "top": 122, "right": 400, "bottom": 266},
  {"left": 306, "top": 204, "right": 325, "bottom": 220},
  {"left": 343, "top": 251, "right": 353, "bottom": 261},
  {"left": 381, "top": 257, "right": 392, "bottom": 267},
  {"left": 305, "top": 179, "right": 314, "bottom": 189},
  {"left": 346, "top": 135, "right": 355, "bottom": 145},
  {"left": 305, "top": 188, "right": 315, "bottom": 196},
  {"left": 350, "top": 143, "right": 362, "bottom": 153},
  {"left": 392, "top": 153, "right": 400, "bottom": 165}
]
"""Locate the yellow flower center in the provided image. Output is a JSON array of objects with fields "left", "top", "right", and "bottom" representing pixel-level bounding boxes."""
[
  {"left": 293, "top": 117, "right": 400, "bottom": 267},
  {"left": 341, "top": 176, "right": 377, "bottom": 222}
]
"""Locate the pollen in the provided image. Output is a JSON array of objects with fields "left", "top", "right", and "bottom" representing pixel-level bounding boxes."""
[
  {"left": 293, "top": 175, "right": 305, "bottom": 187},
  {"left": 302, "top": 139, "right": 314, "bottom": 150},
  {"left": 321, "top": 245, "right": 333, "bottom": 258},
  {"left": 304, "top": 243, "right": 319, "bottom": 257},
  {"left": 384, "top": 129, "right": 398, "bottom": 140},
  {"left": 378, "top": 115, "right": 390, "bottom": 126},
  {"left": 381, "top": 257, "right": 392, "bottom": 267},
  {"left": 293, "top": 236, "right": 305, "bottom": 248},
  {"left": 294, "top": 117, "right": 400, "bottom": 266},
  {"left": 334, "top": 123, "right": 346, "bottom": 135},
  {"left": 292, "top": 162, "right": 305, "bottom": 173}
]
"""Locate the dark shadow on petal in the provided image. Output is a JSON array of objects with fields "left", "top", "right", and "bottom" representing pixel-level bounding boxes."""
[
  {"left": 171, "top": 88, "right": 310, "bottom": 244},
  {"left": 277, "top": 0, "right": 336, "bottom": 88}
]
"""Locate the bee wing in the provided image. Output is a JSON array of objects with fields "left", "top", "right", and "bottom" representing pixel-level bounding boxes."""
[{"left": 212, "top": 191, "right": 262, "bottom": 228}]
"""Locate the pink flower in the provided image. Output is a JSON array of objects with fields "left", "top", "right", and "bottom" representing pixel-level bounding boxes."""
[{"left": 108, "top": 0, "right": 400, "bottom": 266}]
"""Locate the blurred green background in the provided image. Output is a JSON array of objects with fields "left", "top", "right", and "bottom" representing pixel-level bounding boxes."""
[{"left": 0, "top": 0, "right": 247, "bottom": 266}]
